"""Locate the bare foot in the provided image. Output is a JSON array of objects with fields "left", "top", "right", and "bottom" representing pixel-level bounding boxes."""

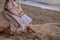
[{"left": 27, "top": 28, "right": 36, "bottom": 33}]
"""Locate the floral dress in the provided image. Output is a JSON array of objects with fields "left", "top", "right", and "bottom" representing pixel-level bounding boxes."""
[{"left": 4, "top": 1, "right": 32, "bottom": 32}]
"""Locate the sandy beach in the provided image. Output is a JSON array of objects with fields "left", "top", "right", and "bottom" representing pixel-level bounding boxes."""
[{"left": 0, "top": 0, "right": 60, "bottom": 40}]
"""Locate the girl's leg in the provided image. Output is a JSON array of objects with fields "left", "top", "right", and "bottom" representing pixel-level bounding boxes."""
[
  {"left": 9, "top": 21, "right": 16, "bottom": 35},
  {"left": 26, "top": 25, "right": 36, "bottom": 33}
]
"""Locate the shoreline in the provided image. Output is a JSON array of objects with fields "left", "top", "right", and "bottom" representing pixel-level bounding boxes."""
[{"left": 19, "top": 1, "right": 60, "bottom": 11}]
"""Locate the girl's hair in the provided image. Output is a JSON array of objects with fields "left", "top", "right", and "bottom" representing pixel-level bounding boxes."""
[{"left": 4, "top": 0, "right": 16, "bottom": 11}]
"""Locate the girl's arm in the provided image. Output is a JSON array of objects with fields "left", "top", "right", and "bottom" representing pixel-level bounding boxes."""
[
  {"left": 5, "top": 5, "right": 20, "bottom": 16},
  {"left": 18, "top": 4, "right": 24, "bottom": 16},
  {"left": 18, "top": 4, "right": 23, "bottom": 12}
]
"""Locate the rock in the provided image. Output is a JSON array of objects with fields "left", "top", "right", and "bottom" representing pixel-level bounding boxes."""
[
  {"left": 39, "top": 23, "right": 60, "bottom": 40},
  {"left": 30, "top": 23, "right": 60, "bottom": 40},
  {"left": 0, "top": 23, "right": 60, "bottom": 40},
  {"left": 0, "top": 11, "right": 9, "bottom": 31},
  {"left": 0, "top": 0, "right": 9, "bottom": 31},
  {"left": 41, "top": 23, "right": 60, "bottom": 36}
]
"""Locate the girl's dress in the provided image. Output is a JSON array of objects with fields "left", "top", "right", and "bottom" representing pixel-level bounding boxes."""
[{"left": 4, "top": 1, "right": 32, "bottom": 32}]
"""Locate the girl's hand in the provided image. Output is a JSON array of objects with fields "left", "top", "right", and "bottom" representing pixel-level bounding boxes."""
[
  {"left": 18, "top": 11, "right": 24, "bottom": 17},
  {"left": 17, "top": 14, "right": 22, "bottom": 17}
]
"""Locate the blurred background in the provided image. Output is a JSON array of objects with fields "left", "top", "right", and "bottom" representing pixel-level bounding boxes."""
[
  {"left": 18, "top": 0, "right": 60, "bottom": 11},
  {"left": 0, "top": 0, "right": 60, "bottom": 40},
  {"left": 20, "top": 0, "right": 60, "bottom": 5}
]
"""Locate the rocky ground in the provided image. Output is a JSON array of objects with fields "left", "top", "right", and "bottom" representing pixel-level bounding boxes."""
[
  {"left": 0, "top": 0, "right": 60, "bottom": 40},
  {"left": 0, "top": 23, "right": 60, "bottom": 40}
]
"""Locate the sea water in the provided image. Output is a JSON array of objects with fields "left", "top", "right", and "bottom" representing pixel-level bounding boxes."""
[{"left": 19, "top": 0, "right": 60, "bottom": 6}]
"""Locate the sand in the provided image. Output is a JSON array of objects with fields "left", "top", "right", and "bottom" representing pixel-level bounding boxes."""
[{"left": 0, "top": 0, "right": 60, "bottom": 40}]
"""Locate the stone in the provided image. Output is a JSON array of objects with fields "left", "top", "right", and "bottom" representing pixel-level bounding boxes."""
[
  {"left": 0, "top": 11, "right": 9, "bottom": 31},
  {"left": 39, "top": 23, "right": 60, "bottom": 40}
]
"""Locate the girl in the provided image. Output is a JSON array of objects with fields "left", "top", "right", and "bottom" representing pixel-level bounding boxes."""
[{"left": 4, "top": 0, "right": 35, "bottom": 35}]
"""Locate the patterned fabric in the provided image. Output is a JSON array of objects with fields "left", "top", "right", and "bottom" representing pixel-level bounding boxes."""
[{"left": 4, "top": 1, "right": 32, "bottom": 32}]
